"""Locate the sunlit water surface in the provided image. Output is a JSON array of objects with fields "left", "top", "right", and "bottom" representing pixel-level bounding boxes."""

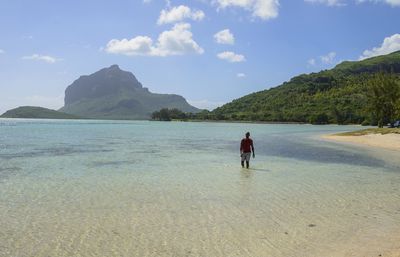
[{"left": 1, "top": 119, "right": 399, "bottom": 257}]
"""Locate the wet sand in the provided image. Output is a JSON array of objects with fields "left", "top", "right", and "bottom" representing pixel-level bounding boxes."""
[
  {"left": 323, "top": 132, "right": 400, "bottom": 257},
  {"left": 323, "top": 133, "right": 400, "bottom": 151}
]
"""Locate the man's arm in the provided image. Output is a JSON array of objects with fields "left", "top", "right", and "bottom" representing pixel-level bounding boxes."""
[
  {"left": 251, "top": 141, "right": 255, "bottom": 158},
  {"left": 240, "top": 139, "right": 243, "bottom": 154}
]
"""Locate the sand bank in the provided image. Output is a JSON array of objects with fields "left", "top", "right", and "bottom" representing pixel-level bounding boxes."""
[{"left": 323, "top": 133, "right": 400, "bottom": 151}]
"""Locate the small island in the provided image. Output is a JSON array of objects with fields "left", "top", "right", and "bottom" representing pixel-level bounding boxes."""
[{"left": 0, "top": 106, "right": 81, "bottom": 119}]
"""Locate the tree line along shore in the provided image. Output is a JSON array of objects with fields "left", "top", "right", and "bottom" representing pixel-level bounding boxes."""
[{"left": 152, "top": 69, "right": 400, "bottom": 128}]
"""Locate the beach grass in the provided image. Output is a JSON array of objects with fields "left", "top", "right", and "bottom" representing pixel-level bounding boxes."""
[{"left": 336, "top": 128, "right": 400, "bottom": 136}]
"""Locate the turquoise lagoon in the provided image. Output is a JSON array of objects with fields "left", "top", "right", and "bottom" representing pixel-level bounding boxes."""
[{"left": 0, "top": 119, "right": 399, "bottom": 257}]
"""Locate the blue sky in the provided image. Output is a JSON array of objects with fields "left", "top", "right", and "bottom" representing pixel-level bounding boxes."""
[{"left": 0, "top": 0, "right": 399, "bottom": 113}]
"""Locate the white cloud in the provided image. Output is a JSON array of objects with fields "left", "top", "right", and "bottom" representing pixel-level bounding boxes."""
[
  {"left": 0, "top": 49, "right": 4, "bottom": 54},
  {"left": 307, "top": 0, "right": 400, "bottom": 6},
  {"left": 214, "top": 29, "right": 235, "bottom": 45},
  {"left": 217, "top": 51, "right": 246, "bottom": 62},
  {"left": 106, "top": 36, "right": 154, "bottom": 56},
  {"left": 158, "top": 5, "right": 205, "bottom": 25},
  {"left": 307, "top": 52, "right": 338, "bottom": 66},
  {"left": 155, "top": 23, "right": 204, "bottom": 55},
  {"left": 308, "top": 58, "right": 316, "bottom": 66},
  {"left": 359, "top": 34, "right": 400, "bottom": 60},
  {"left": 356, "top": 0, "right": 400, "bottom": 6},
  {"left": 320, "top": 52, "right": 336, "bottom": 64},
  {"left": 237, "top": 73, "right": 246, "bottom": 77},
  {"left": 105, "top": 23, "right": 204, "bottom": 57},
  {"left": 215, "top": 0, "right": 280, "bottom": 20},
  {"left": 21, "top": 54, "right": 59, "bottom": 63},
  {"left": 187, "top": 99, "right": 226, "bottom": 110},
  {"left": 304, "top": 0, "right": 346, "bottom": 6},
  {"left": 385, "top": 0, "right": 400, "bottom": 6}
]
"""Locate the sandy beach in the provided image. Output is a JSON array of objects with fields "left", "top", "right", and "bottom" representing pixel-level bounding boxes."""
[
  {"left": 323, "top": 133, "right": 400, "bottom": 151},
  {"left": 323, "top": 131, "right": 400, "bottom": 257},
  {"left": 386, "top": 251, "right": 400, "bottom": 257}
]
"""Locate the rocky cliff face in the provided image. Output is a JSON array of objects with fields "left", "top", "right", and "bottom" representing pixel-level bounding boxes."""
[
  {"left": 60, "top": 65, "right": 199, "bottom": 119},
  {"left": 64, "top": 65, "right": 143, "bottom": 105}
]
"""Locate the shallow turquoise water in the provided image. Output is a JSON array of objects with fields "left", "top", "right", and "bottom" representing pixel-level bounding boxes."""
[{"left": 1, "top": 119, "right": 399, "bottom": 257}]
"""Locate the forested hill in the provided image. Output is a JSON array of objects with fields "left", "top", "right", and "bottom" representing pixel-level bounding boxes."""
[
  {"left": 1, "top": 106, "right": 80, "bottom": 119},
  {"left": 208, "top": 51, "right": 400, "bottom": 124}
]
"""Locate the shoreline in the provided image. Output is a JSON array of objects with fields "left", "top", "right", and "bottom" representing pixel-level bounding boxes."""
[
  {"left": 171, "top": 119, "right": 309, "bottom": 125},
  {"left": 1, "top": 117, "right": 310, "bottom": 125},
  {"left": 322, "top": 133, "right": 400, "bottom": 151}
]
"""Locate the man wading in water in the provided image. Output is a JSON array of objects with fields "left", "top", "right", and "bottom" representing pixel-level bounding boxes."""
[{"left": 240, "top": 132, "right": 255, "bottom": 168}]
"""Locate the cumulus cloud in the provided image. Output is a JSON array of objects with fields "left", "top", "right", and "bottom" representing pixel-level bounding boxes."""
[
  {"left": 359, "top": 34, "right": 400, "bottom": 60},
  {"left": 304, "top": 0, "right": 346, "bottom": 6},
  {"left": 215, "top": 0, "right": 280, "bottom": 20},
  {"left": 214, "top": 29, "right": 235, "bottom": 45},
  {"left": 237, "top": 73, "right": 246, "bottom": 77},
  {"left": 21, "top": 54, "right": 59, "bottom": 63},
  {"left": 105, "top": 23, "right": 204, "bottom": 57},
  {"left": 320, "top": 52, "right": 336, "bottom": 64},
  {"left": 217, "top": 51, "right": 246, "bottom": 62},
  {"left": 158, "top": 5, "right": 205, "bottom": 25}
]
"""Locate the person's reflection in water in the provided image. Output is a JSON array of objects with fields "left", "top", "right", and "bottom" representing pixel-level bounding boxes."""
[{"left": 241, "top": 168, "right": 253, "bottom": 179}]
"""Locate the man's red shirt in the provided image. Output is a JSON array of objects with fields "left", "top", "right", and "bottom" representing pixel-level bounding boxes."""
[{"left": 240, "top": 138, "right": 253, "bottom": 153}]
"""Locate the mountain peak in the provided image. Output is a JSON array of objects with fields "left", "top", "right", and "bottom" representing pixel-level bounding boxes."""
[
  {"left": 109, "top": 64, "right": 120, "bottom": 70},
  {"left": 64, "top": 65, "right": 143, "bottom": 105},
  {"left": 61, "top": 66, "right": 200, "bottom": 119}
]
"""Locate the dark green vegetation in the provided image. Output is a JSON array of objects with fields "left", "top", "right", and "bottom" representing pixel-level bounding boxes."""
[
  {"left": 151, "top": 108, "right": 189, "bottom": 121},
  {"left": 366, "top": 72, "right": 400, "bottom": 127},
  {"left": 1, "top": 106, "right": 80, "bottom": 119},
  {"left": 199, "top": 51, "right": 400, "bottom": 125},
  {"left": 336, "top": 128, "right": 400, "bottom": 136},
  {"left": 59, "top": 65, "right": 199, "bottom": 120}
]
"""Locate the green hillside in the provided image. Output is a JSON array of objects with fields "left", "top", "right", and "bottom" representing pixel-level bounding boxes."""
[
  {"left": 1, "top": 106, "right": 81, "bottom": 119},
  {"left": 206, "top": 51, "right": 400, "bottom": 124}
]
